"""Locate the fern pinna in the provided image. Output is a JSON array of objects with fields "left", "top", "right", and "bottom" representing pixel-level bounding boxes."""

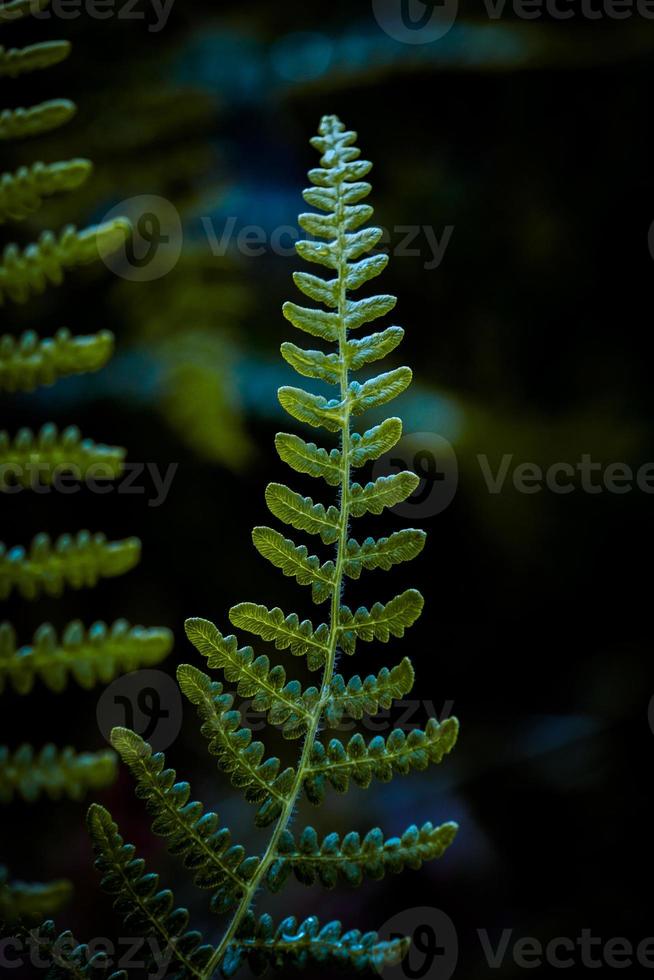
[
  {"left": 90, "top": 115, "right": 459, "bottom": 978},
  {"left": 0, "top": 0, "right": 171, "bottom": 926}
]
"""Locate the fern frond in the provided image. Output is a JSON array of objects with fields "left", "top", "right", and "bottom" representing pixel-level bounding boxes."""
[
  {"left": 324, "top": 657, "right": 415, "bottom": 726},
  {"left": 274, "top": 432, "right": 341, "bottom": 485},
  {"left": 12, "top": 920, "right": 126, "bottom": 980},
  {"left": 349, "top": 418, "right": 403, "bottom": 466},
  {"left": 349, "top": 472, "right": 418, "bottom": 517},
  {"left": 252, "top": 527, "right": 335, "bottom": 603},
  {"left": 222, "top": 911, "right": 409, "bottom": 977},
  {"left": 185, "top": 618, "right": 318, "bottom": 738},
  {"left": 0, "top": 619, "right": 172, "bottom": 695},
  {"left": 177, "top": 665, "right": 294, "bottom": 826},
  {"left": 265, "top": 482, "right": 340, "bottom": 544},
  {"left": 87, "top": 804, "right": 215, "bottom": 978},
  {"left": 0, "top": 0, "right": 50, "bottom": 22},
  {"left": 0, "top": 744, "right": 117, "bottom": 803},
  {"left": 0, "top": 866, "right": 71, "bottom": 921},
  {"left": 0, "top": 160, "right": 92, "bottom": 224},
  {"left": 337, "top": 588, "right": 423, "bottom": 655},
  {"left": 0, "top": 219, "right": 130, "bottom": 304},
  {"left": 0, "top": 423, "right": 125, "bottom": 487},
  {"left": 110, "top": 729, "right": 260, "bottom": 916},
  {"left": 0, "top": 327, "right": 113, "bottom": 391},
  {"left": 303, "top": 717, "right": 459, "bottom": 803},
  {"left": 0, "top": 99, "right": 76, "bottom": 140},
  {"left": 0, "top": 40, "right": 70, "bottom": 78},
  {"left": 0, "top": 531, "right": 140, "bottom": 600},
  {"left": 228, "top": 603, "right": 329, "bottom": 671},
  {"left": 266, "top": 820, "right": 458, "bottom": 892},
  {"left": 343, "top": 529, "right": 426, "bottom": 579}
]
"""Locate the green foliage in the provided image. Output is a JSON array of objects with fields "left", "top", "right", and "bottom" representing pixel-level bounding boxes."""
[
  {"left": 0, "top": 160, "right": 92, "bottom": 224},
  {"left": 0, "top": 39, "right": 70, "bottom": 78},
  {"left": 3, "top": 919, "right": 127, "bottom": 980},
  {"left": 0, "top": 618, "right": 173, "bottom": 694},
  {"left": 0, "top": 530, "right": 140, "bottom": 600},
  {"left": 0, "top": 866, "right": 71, "bottom": 922},
  {"left": 0, "top": 3, "right": 171, "bottom": 928},
  {"left": 90, "top": 115, "right": 458, "bottom": 979},
  {"left": 0, "top": 745, "right": 116, "bottom": 803},
  {"left": 267, "top": 821, "right": 458, "bottom": 891},
  {"left": 0, "top": 327, "right": 113, "bottom": 391},
  {"left": 88, "top": 804, "right": 215, "bottom": 979},
  {"left": 0, "top": 219, "right": 130, "bottom": 304},
  {"left": 221, "top": 913, "right": 409, "bottom": 977},
  {"left": 0, "top": 422, "right": 125, "bottom": 487}
]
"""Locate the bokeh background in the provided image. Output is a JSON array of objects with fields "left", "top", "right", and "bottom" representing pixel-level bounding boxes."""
[{"left": 2, "top": 1, "right": 654, "bottom": 977}]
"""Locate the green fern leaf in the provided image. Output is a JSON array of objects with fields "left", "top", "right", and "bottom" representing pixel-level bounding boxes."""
[
  {"left": 325, "top": 657, "right": 416, "bottom": 726},
  {"left": 304, "top": 717, "right": 459, "bottom": 803},
  {"left": 0, "top": 99, "right": 76, "bottom": 140},
  {"left": 274, "top": 432, "right": 341, "bottom": 485},
  {"left": 345, "top": 325, "right": 405, "bottom": 369},
  {"left": 0, "top": 423, "right": 125, "bottom": 487},
  {"left": 110, "top": 729, "right": 260, "bottom": 915},
  {"left": 277, "top": 386, "right": 343, "bottom": 432},
  {"left": 16, "top": 920, "right": 126, "bottom": 980},
  {"left": 343, "top": 529, "right": 426, "bottom": 579},
  {"left": 87, "top": 803, "right": 215, "bottom": 978},
  {"left": 0, "top": 219, "right": 130, "bottom": 304},
  {"left": 280, "top": 342, "right": 341, "bottom": 384},
  {"left": 0, "top": 160, "right": 92, "bottom": 224},
  {"left": 337, "top": 588, "right": 424, "bottom": 654},
  {"left": 0, "top": 328, "right": 112, "bottom": 391},
  {"left": 349, "top": 366, "right": 412, "bottom": 414},
  {"left": 265, "top": 482, "right": 340, "bottom": 544},
  {"left": 222, "top": 911, "right": 409, "bottom": 977},
  {"left": 184, "top": 618, "right": 318, "bottom": 738},
  {"left": 177, "top": 665, "right": 294, "bottom": 826},
  {"left": 0, "top": 40, "right": 70, "bottom": 79},
  {"left": 0, "top": 530, "right": 140, "bottom": 600},
  {"left": 0, "top": 744, "right": 117, "bottom": 803},
  {"left": 267, "top": 820, "right": 458, "bottom": 891},
  {"left": 348, "top": 418, "right": 403, "bottom": 466},
  {"left": 282, "top": 301, "right": 339, "bottom": 342},
  {"left": 251, "top": 527, "right": 335, "bottom": 603},
  {"left": 349, "top": 472, "right": 419, "bottom": 517},
  {"left": 0, "top": 865, "right": 72, "bottom": 921},
  {"left": 0, "top": 618, "right": 172, "bottom": 695},
  {"left": 228, "top": 603, "right": 329, "bottom": 671}
]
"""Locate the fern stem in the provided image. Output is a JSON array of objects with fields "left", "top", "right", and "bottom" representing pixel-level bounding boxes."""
[{"left": 201, "top": 166, "right": 352, "bottom": 980}]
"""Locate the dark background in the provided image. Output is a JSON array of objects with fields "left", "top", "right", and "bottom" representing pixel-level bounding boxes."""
[{"left": 2, "top": 1, "right": 654, "bottom": 977}]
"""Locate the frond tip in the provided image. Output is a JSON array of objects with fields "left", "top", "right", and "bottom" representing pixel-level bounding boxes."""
[
  {"left": 0, "top": 618, "right": 172, "bottom": 695},
  {"left": 222, "top": 911, "right": 409, "bottom": 977},
  {"left": 110, "top": 728, "right": 260, "bottom": 915},
  {"left": 87, "top": 803, "right": 215, "bottom": 978},
  {"left": 0, "top": 530, "right": 140, "bottom": 600},
  {"left": 0, "top": 328, "right": 113, "bottom": 392},
  {"left": 0, "top": 744, "right": 117, "bottom": 803}
]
